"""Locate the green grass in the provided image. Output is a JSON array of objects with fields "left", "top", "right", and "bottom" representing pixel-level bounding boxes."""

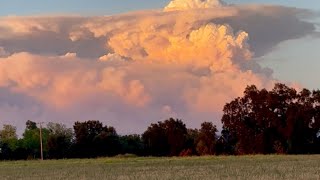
[{"left": 0, "top": 155, "right": 320, "bottom": 179}]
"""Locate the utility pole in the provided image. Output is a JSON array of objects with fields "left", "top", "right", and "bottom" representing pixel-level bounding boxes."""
[{"left": 38, "top": 122, "right": 44, "bottom": 161}]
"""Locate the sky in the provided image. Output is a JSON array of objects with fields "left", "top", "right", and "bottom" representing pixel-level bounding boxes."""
[
  {"left": 1, "top": 0, "right": 320, "bottom": 15},
  {"left": 0, "top": 0, "right": 320, "bottom": 134}
]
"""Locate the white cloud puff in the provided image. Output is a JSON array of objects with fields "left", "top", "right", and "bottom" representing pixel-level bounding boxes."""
[
  {"left": 164, "top": 0, "right": 226, "bottom": 11},
  {"left": 99, "top": 53, "right": 126, "bottom": 62}
]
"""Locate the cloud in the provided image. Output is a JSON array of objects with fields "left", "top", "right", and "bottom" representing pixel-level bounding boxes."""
[
  {"left": 164, "top": 0, "right": 226, "bottom": 11},
  {"left": 108, "top": 23, "right": 252, "bottom": 70},
  {"left": 0, "top": 47, "right": 9, "bottom": 57},
  {"left": 0, "top": 52, "right": 151, "bottom": 108},
  {"left": 0, "top": 0, "right": 317, "bottom": 133},
  {"left": 0, "top": 5, "right": 314, "bottom": 59},
  {"left": 0, "top": 16, "right": 59, "bottom": 36},
  {"left": 0, "top": 16, "right": 106, "bottom": 58}
]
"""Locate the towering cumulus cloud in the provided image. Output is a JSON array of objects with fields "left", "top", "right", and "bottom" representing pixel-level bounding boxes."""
[
  {"left": 164, "top": 0, "right": 225, "bottom": 11},
  {"left": 0, "top": 0, "right": 316, "bottom": 133}
]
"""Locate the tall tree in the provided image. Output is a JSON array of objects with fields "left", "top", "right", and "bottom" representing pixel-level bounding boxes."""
[{"left": 222, "top": 83, "right": 320, "bottom": 154}]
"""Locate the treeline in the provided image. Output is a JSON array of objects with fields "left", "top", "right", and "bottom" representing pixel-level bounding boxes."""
[
  {"left": 1, "top": 83, "right": 320, "bottom": 160},
  {"left": 0, "top": 119, "right": 219, "bottom": 159}
]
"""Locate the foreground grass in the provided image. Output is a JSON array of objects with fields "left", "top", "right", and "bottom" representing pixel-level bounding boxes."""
[{"left": 0, "top": 155, "right": 320, "bottom": 180}]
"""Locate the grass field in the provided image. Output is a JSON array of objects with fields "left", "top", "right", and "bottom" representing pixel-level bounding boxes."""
[{"left": 0, "top": 155, "right": 320, "bottom": 180}]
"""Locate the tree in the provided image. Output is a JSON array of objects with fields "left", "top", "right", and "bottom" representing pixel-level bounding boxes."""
[
  {"left": 222, "top": 83, "right": 320, "bottom": 155},
  {"left": 222, "top": 84, "right": 290, "bottom": 154},
  {"left": 22, "top": 121, "right": 49, "bottom": 159},
  {"left": 73, "top": 120, "right": 120, "bottom": 158},
  {"left": 195, "top": 122, "right": 217, "bottom": 155},
  {"left": 216, "top": 129, "right": 237, "bottom": 155},
  {"left": 93, "top": 126, "right": 121, "bottom": 157},
  {"left": 120, "top": 135, "right": 144, "bottom": 156},
  {"left": 47, "top": 123, "right": 73, "bottom": 159},
  {"left": 143, "top": 118, "right": 188, "bottom": 156},
  {"left": 142, "top": 122, "right": 168, "bottom": 156},
  {"left": 0, "top": 125, "right": 18, "bottom": 150},
  {"left": 73, "top": 120, "right": 103, "bottom": 158},
  {"left": 182, "top": 128, "right": 199, "bottom": 156},
  {"left": 26, "top": 120, "right": 37, "bottom": 130},
  {"left": 0, "top": 125, "right": 17, "bottom": 140},
  {"left": 0, "top": 125, "right": 18, "bottom": 159},
  {"left": 163, "top": 118, "right": 188, "bottom": 156}
]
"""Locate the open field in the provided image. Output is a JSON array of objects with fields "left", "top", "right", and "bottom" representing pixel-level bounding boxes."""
[{"left": 0, "top": 155, "right": 320, "bottom": 180}]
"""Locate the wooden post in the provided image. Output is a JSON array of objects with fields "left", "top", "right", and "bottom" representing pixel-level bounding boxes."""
[{"left": 38, "top": 122, "right": 44, "bottom": 161}]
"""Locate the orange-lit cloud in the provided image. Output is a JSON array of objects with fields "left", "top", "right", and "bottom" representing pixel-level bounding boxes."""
[
  {"left": 0, "top": 0, "right": 316, "bottom": 133},
  {"left": 164, "top": 0, "right": 225, "bottom": 11},
  {"left": 0, "top": 52, "right": 150, "bottom": 108}
]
